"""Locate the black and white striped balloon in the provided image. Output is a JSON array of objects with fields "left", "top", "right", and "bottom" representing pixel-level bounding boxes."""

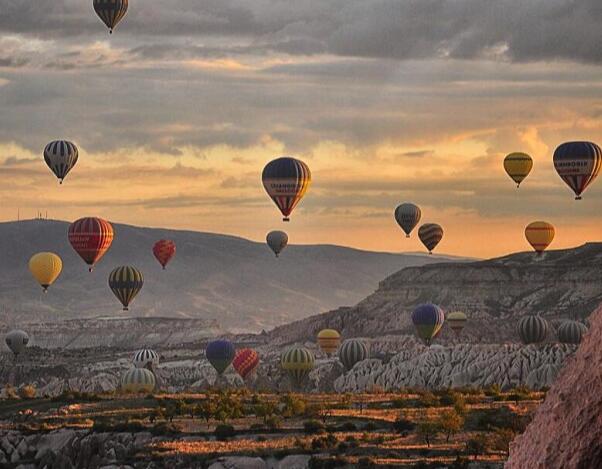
[
  {"left": 518, "top": 315, "right": 548, "bottom": 345},
  {"left": 338, "top": 339, "right": 369, "bottom": 371},
  {"left": 557, "top": 320, "right": 588, "bottom": 344}
]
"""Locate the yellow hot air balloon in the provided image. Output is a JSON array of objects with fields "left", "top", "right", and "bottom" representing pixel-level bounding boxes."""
[
  {"left": 525, "top": 221, "right": 555, "bottom": 254},
  {"left": 317, "top": 329, "right": 341, "bottom": 356},
  {"left": 504, "top": 152, "right": 533, "bottom": 188},
  {"left": 28, "top": 252, "right": 62, "bottom": 292}
]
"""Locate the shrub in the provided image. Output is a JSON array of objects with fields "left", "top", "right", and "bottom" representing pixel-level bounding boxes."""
[
  {"left": 4, "top": 385, "right": 18, "bottom": 399},
  {"left": 417, "top": 391, "right": 440, "bottom": 407},
  {"left": 337, "top": 421, "right": 357, "bottom": 432},
  {"left": 266, "top": 416, "right": 282, "bottom": 430},
  {"left": 214, "top": 424, "right": 236, "bottom": 440},
  {"left": 311, "top": 434, "right": 338, "bottom": 450},
  {"left": 393, "top": 417, "right": 416, "bottom": 435},
  {"left": 150, "top": 422, "right": 180, "bottom": 436},
  {"left": 364, "top": 421, "right": 378, "bottom": 431},
  {"left": 249, "top": 423, "right": 265, "bottom": 431},
  {"left": 465, "top": 435, "right": 488, "bottom": 459},
  {"left": 304, "top": 419, "right": 326, "bottom": 434},
  {"left": 18, "top": 385, "right": 36, "bottom": 399}
]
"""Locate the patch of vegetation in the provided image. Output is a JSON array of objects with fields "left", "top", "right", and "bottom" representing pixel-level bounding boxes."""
[
  {"left": 214, "top": 423, "right": 236, "bottom": 440},
  {"left": 304, "top": 419, "right": 326, "bottom": 433}
]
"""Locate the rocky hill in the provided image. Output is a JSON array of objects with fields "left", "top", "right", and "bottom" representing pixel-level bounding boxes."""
[
  {"left": 268, "top": 243, "right": 602, "bottom": 345},
  {"left": 0, "top": 219, "right": 455, "bottom": 332}
]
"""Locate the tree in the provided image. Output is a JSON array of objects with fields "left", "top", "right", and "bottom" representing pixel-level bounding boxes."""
[
  {"left": 491, "top": 428, "right": 516, "bottom": 456},
  {"left": 254, "top": 399, "right": 278, "bottom": 425},
  {"left": 465, "top": 434, "right": 488, "bottom": 459},
  {"left": 417, "top": 422, "right": 439, "bottom": 448},
  {"left": 438, "top": 409, "right": 465, "bottom": 443},
  {"left": 18, "top": 385, "right": 36, "bottom": 399},
  {"left": 280, "top": 393, "right": 306, "bottom": 417},
  {"left": 393, "top": 417, "right": 415, "bottom": 436}
]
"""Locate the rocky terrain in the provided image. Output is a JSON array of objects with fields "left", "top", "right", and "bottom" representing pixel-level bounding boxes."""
[
  {"left": 268, "top": 243, "right": 602, "bottom": 345},
  {"left": 0, "top": 219, "right": 456, "bottom": 332}
]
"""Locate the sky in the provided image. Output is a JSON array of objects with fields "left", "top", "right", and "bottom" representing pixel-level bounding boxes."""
[{"left": 0, "top": 0, "right": 601, "bottom": 258}]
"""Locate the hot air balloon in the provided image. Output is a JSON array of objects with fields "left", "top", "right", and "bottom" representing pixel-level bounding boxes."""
[
  {"left": 447, "top": 311, "right": 467, "bottom": 336},
  {"left": 553, "top": 141, "right": 601, "bottom": 200},
  {"left": 108, "top": 266, "right": 144, "bottom": 311},
  {"left": 28, "top": 252, "right": 62, "bottom": 292},
  {"left": 504, "top": 152, "right": 533, "bottom": 188},
  {"left": 93, "top": 0, "right": 128, "bottom": 34},
  {"left": 266, "top": 231, "right": 288, "bottom": 257},
  {"left": 232, "top": 348, "right": 260, "bottom": 380},
  {"left": 133, "top": 349, "right": 159, "bottom": 369},
  {"left": 395, "top": 203, "right": 421, "bottom": 238},
  {"left": 418, "top": 223, "right": 443, "bottom": 254},
  {"left": 412, "top": 304, "right": 445, "bottom": 345},
  {"left": 557, "top": 320, "right": 588, "bottom": 345},
  {"left": 317, "top": 329, "right": 341, "bottom": 356},
  {"left": 206, "top": 340, "right": 235, "bottom": 375},
  {"left": 68, "top": 217, "right": 114, "bottom": 271},
  {"left": 5, "top": 330, "right": 29, "bottom": 356},
  {"left": 281, "top": 346, "right": 314, "bottom": 385},
  {"left": 153, "top": 239, "right": 176, "bottom": 270},
  {"left": 262, "top": 157, "right": 311, "bottom": 221},
  {"left": 525, "top": 221, "right": 555, "bottom": 254},
  {"left": 43, "top": 140, "right": 78, "bottom": 184},
  {"left": 338, "top": 339, "right": 369, "bottom": 371},
  {"left": 121, "top": 368, "right": 155, "bottom": 393},
  {"left": 517, "top": 315, "right": 548, "bottom": 345}
]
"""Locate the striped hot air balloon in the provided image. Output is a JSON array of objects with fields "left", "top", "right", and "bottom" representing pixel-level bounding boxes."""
[
  {"left": 447, "top": 311, "right": 467, "bottom": 336},
  {"left": 517, "top": 315, "right": 548, "bottom": 345},
  {"left": 338, "top": 339, "right": 369, "bottom": 371},
  {"left": 317, "top": 329, "right": 341, "bottom": 356},
  {"left": 281, "top": 346, "right": 314, "bottom": 385},
  {"left": 93, "top": 0, "right": 129, "bottom": 34},
  {"left": 206, "top": 340, "right": 235, "bottom": 375},
  {"left": 504, "top": 152, "right": 533, "bottom": 188},
  {"left": 418, "top": 223, "right": 443, "bottom": 254},
  {"left": 108, "top": 266, "right": 144, "bottom": 311},
  {"left": 68, "top": 217, "right": 114, "bottom": 271},
  {"left": 262, "top": 157, "right": 311, "bottom": 222},
  {"left": 266, "top": 231, "right": 288, "bottom": 257},
  {"left": 412, "top": 304, "right": 445, "bottom": 345},
  {"left": 395, "top": 203, "right": 421, "bottom": 238},
  {"left": 232, "top": 348, "right": 260, "bottom": 380},
  {"left": 43, "top": 140, "right": 78, "bottom": 184},
  {"left": 553, "top": 141, "right": 601, "bottom": 200},
  {"left": 5, "top": 330, "right": 29, "bottom": 356},
  {"left": 133, "top": 349, "right": 159, "bottom": 369},
  {"left": 557, "top": 320, "right": 588, "bottom": 345},
  {"left": 153, "top": 239, "right": 176, "bottom": 270},
  {"left": 525, "top": 221, "right": 555, "bottom": 254},
  {"left": 28, "top": 252, "right": 62, "bottom": 292},
  {"left": 121, "top": 368, "right": 155, "bottom": 393}
]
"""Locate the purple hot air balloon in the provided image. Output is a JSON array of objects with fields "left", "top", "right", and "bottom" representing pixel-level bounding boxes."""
[{"left": 412, "top": 303, "right": 445, "bottom": 345}]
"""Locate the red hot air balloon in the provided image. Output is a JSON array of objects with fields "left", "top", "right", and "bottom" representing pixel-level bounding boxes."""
[
  {"left": 232, "top": 348, "right": 260, "bottom": 380},
  {"left": 153, "top": 239, "right": 176, "bottom": 270},
  {"left": 68, "top": 217, "right": 114, "bottom": 271},
  {"left": 553, "top": 141, "right": 601, "bottom": 200},
  {"left": 262, "top": 157, "right": 311, "bottom": 221}
]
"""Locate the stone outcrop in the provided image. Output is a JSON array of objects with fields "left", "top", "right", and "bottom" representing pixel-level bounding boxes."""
[{"left": 506, "top": 304, "right": 602, "bottom": 468}]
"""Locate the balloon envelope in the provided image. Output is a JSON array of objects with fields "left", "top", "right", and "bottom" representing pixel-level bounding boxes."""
[
  {"left": 418, "top": 223, "right": 443, "bottom": 254},
  {"left": 153, "top": 239, "right": 176, "bottom": 269},
  {"left": 121, "top": 368, "right": 155, "bottom": 393},
  {"left": 5, "top": 330, "right": 29, "bottom": 355},
  {"left": 133, "top": 349, "right": 159, "bottom": 369},
  {"left": 93, "top": 0, "right": 128, "bottom": 33},
  {"left": 447, "top": 311, "right": 467, "bottom": 335},
  {"left": 232, "top": 348, "right": 260, "bottom": 380},
  {"left": 518, "top": 315, "right": 548, "bottom": 344},
  {"left": 412, "top": 304, "right": 445, "bottom": 344},
  {"left": 281, "top": 346, "right": 314, "bottom": 384},
  {"left": 206, "top": 340, "right": 235, "bottom": 375},
  {"left": 525, "top": 221, "right": 555, "bottom": 254},
  {"left": 266, "top": 231, "right": 288, "bottom": 257},
  {"left": 29, "top": 252, "right": 62, "bottom": 292},
  {"left": 43, "top": 140, "right": 78, "bottom": 183},
  {"left": 395, "top": 203, "right": 421, "bottom": 238},
  {"left": 504, "top": 152, "right": 533, "bottom": 187},
  {"left": 68, "top": 217, "right": 114, "bottom": 271},
  {"left": 338, "top": 339, "right": 369, "bottom": 371},
  {"left": 108, "top": 266, "right": 144, "bottom": 311},
  {"left": 262, "top": 157, "right": 311, "bottom": 221},
  {"left": 553, "top": 141, "right": 601, "bottom": 200},
  {"left": 557, "top": 320, "right": 588, "bottom": 344},
  {"left": 317, "top": 329, "right": 341, "bottom": 355}
]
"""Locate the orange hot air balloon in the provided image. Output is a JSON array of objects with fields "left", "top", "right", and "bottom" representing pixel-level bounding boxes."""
[
  {"left": 68, "top": 217, "right": 114, "bottom": 271},
  {"left": 153, "top": 239, "right": 176, "bottom": 270},
  {"left": 232, "top": 348, "right": 260, "bottom": 380},
  {"left": 525, "top": 221, "right": 555, "bottom": 254},
  {"left": 262, "top": 157, "right": 311, "bottom": 221}
]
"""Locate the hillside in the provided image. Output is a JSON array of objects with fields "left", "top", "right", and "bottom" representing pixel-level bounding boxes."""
[
  {"left": 0, "top": 219, "right": 454, "bottom": 332},
  {"left": 268, "top": 243, "right": 602, "bottom": 344}
]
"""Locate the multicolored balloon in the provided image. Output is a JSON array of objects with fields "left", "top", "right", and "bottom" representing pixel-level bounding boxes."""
[
  {"left": 133, "top": 349, "right": 159, "bottom": 369},
  {"left": 317, "top": 329, "right": 341, "bottom": 356},
  {"left": 262, "top": 157, "right": 311, "bottom": 222},
  {"left": 206, "top": 339, "right": 235, "bottom": 375},
  {"left": 503, "top": 152, "right": 533, "bottom": 188},
  {"left": 43, "top": 140, "right": 78, "bottom": 184},
  {"left": 412, "top": 303, "right": 445, "bottom": 345},
  {"left": 557, "top": 320, "right": 588, "bottom": 345},
  {"left": 266, "top": 231, "right": 288, "bottom": 257},
  {"left": 446, "top": 311, "right": 467, "bottom": 336},
  {"left": 108, "top": 266, "right": 144, "bottom": 311},
  {"left": 338, "top": 339, "right": 369, "bottom": 371},
  {"left": 281, "top": 345, "right": 315, "bottom": 385},
  {"left": 517, "top": 315, "right": 548, "bottom": 345},
  {"left": 121, "top": 368, "right": 155, "bottom": 393},
  {"left": 395, "top": 203, "right": 421, "bottom": 238},
  {"left": 28, "top": 252, "right": 62, "bottom": 292},
  {"left": 525, "top": 221, "right": 555, "bottom": 254},
  {"left": 93, "top": 0, "right": 129, "bottom": 34},
  {"left": 153, "top": 239, "right": 176, "bottom": 270},
  {"left": 232, "top": 348, "right": 260, "bottom": 380},
  {"left": 68, "top": 217, "right": 114, "bottom": 271},
  {"left": 418, "top": 223, "right": 443, "bottom": 254},
  {"left": 553, "top": 141, "right": 601, "bottom": 200},
  {"left": 5, "top": 330, "right": 29, "bottom": 356}
]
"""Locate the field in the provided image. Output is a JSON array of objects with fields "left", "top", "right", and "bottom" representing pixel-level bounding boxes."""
[{"left": 0, "top": 386, "right": 543, "bottom": 468}]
